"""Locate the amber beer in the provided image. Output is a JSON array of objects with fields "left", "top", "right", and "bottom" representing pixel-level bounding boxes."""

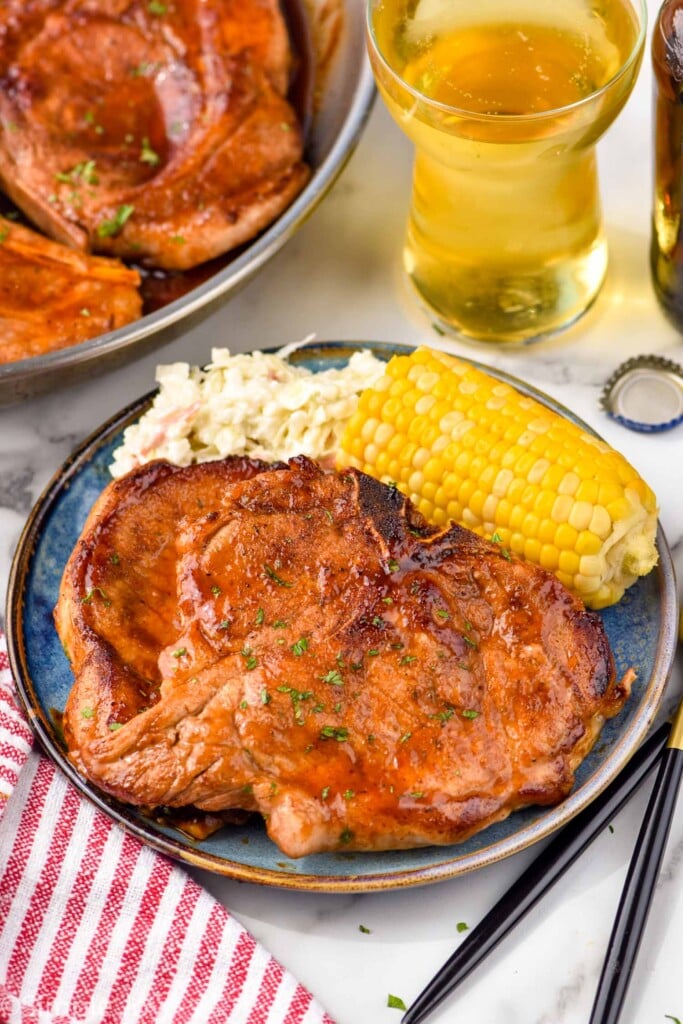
[{"left": 368, "top": 0, "right": 645, "bottom": 344}]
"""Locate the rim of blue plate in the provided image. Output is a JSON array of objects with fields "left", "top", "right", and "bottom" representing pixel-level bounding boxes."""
[{"left": 6, "top": 340, "right": 679, "bottom": 892}]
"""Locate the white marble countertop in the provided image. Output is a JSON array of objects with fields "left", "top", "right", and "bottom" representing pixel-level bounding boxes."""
[{"left": 2, "top": 2, "right": 683, "bottom": 1021}]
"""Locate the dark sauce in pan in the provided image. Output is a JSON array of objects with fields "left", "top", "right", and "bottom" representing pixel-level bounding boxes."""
[{"left": 1, "top": 0, "right": 316, "bottom": 316}]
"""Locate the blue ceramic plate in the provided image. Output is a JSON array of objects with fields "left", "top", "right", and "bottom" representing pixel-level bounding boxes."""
[{"left": 6, "top": 341, "right": 679, "bottom": 892}]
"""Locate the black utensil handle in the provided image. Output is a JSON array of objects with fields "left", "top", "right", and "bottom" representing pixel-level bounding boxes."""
[
  {"left": 402, "top": 723, "right": 669, "bottom": 1024},
  {"left": 588, "top": 744, "right": 683, "bottom": 1024}
]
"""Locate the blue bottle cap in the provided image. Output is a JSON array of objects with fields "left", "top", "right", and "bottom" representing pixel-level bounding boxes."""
[{"left": 600, "top": 355, "right": 683, "bottom": 433}]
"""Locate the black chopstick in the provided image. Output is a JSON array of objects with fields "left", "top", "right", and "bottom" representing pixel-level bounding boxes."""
[
  {"left": 402, "top": 722, "right": 670, "bottom": 1024},
  {"left": 589, "top": 702, "right": 683, "bottom": 1024}
]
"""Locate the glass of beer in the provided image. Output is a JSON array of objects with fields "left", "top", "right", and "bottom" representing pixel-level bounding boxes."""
[{"left": 367, "top": 0, "right": 646, "bottom": 345}]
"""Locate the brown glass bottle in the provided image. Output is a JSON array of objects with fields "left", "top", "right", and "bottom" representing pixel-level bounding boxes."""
[{"left": 652, "top": 0, "right": 683, "bottom": 330}]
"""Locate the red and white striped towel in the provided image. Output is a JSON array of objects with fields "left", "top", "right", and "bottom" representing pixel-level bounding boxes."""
[{"left": 0, "top": 636, "right": 334, "bottom": 1024}]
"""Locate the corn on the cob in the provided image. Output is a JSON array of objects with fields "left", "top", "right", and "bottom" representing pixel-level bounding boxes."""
[{"left": 337, "top": 347, "right": 659, "bottom": 610}]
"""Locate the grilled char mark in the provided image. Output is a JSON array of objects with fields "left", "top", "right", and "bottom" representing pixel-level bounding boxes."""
[{"left": 56, "top": 457, "right": 632, "bottom": 856}]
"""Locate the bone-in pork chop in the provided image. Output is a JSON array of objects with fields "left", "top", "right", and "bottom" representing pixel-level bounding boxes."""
[
  {"left": 55, "top": 457, "right": 631, "bottom": 858},
  {"left": 0, "top": 0, "right": 309, "bottom": 270},
  {"left": 0, "top": 214, "right": 141, "bottom": 363}
]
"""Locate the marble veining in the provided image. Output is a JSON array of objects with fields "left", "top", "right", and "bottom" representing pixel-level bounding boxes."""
[{"left": 1, "top": 1, "right": 682, "bottom": 1020}]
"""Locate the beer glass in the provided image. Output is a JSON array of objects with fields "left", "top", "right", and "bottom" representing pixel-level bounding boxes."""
[{"left": 367, "top": 0, "right": 647, "bottom": 344}]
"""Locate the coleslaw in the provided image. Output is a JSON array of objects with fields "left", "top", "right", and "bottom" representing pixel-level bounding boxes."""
[{"left": 110, "top": 345, "right": 387, "bottom": 478}]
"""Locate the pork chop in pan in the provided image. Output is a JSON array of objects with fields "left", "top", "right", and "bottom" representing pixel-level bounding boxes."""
[
  {"left": 55, "top": 457, "right": 632, "bottom": 858},
  {"left": 0, "top": 214, "right": 141, "bottom": 362},
  {"left": 0, "top": 0, "right": 309, "bottom": 271}
]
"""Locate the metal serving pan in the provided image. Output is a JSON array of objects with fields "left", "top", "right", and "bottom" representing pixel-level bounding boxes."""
[{"left": 0, "top": 0, "right": 375, "bottom": 404}]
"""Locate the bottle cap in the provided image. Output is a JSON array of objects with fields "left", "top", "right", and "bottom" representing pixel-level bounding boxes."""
[{"left": 600, "top": 355, "right": 683, "bottom": 433}]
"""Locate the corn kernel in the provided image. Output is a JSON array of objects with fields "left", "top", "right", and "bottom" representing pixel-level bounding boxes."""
[
  {"left": 568, "top": 501, "right": 593, "bottom": 531},
  {"left": 576, "top": 530, "right": 602, "bottom": 556},
  {"left": 540, "top": 544, "right": 559, "bottom": 570},
  {"left": 558, "top": 549, "right": 580, "bottom": 575}
]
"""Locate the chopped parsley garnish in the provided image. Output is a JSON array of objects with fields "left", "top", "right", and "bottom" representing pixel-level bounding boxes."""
[
  {"left": 108, "top": 722, "right": 123, "bottom": 731},
  {"left": 81, "top": 586, "right": 110, "bottom": 606},
  {"left": 81, "top": 707, "right": 94, "bottom": 720},
  {"left": 339, "top": 828, "right": 354, "bottom": 845},
  {"left": 463, "top": 635, "right": 478, "bottom": 649},
  {"left": 131, "top": 60, "right": 154, "bottom": 76},
  {"left": 491, "top": 531, "right": 512, "bottom": 560},
  {"left": 255, "top": 607, "right": 265, "bottom": 625},
  {"left": 211, "top": 585, "right": 222, "bottom": 596},
  {"left": 382, "top": 596, "right": 394, "bottom": 605},
  {"left": 462, "top": 709, "right": 480, "bottom": 719},
  {"left": 359, "top": 924, "right": 371, "bottom": 934},
  {"left": 387, "top": 995, "right": 407, "bottom": 1011},
  {"left": 148, "top": 0, "right": 167, "bottom": 12},
  {"left": 56, "top": 159, "right": 99, "bottom": 186},
  {"left": 263, "top": 564, "right": 293, "bottom": 587},
  {"left": 97, "top": 203, "right": 135, "bottom": 237},
  {"left": 260, "top": 688, "right": 270, "bottom": 704},
  {"left": 321, "top": 786, "right": 330, "bottom": 801},
  {"left": 387, "top": 558, "right": 400, "bottom": 573},
  {"left": 291, "top": 637, "right": 309, "bottom": 656},
  {"left": 321, "top": 670, "right": 344, "bottom": 687},
  {"left": 431, "top": 708, "right": 455, "bottom": 723},
  {"left": 400, "top": 655, "right": 417, "bottom": 666},
  {"left": 408, "top": 791, "right": 424, "bottom": 799},
  {"left": 240, "top": 649, "right": 257, "bottom": 669},
  {"left": 172, "top": 647, "right": 187, "bottom": 658},
  {"left": 140, "top": 136, "right": 160, "bottom": 165},
  {"left": 239, "top": 700, "right": 248, "bottom": 710},
  {"left": 343, "top": 789, "right": 355, "bottom": 800},
  {"left": 0, "top": 228, "right": 9, "bottom": 245},
  {"left": 372, "top": 615, "right": 385, "bottom": 628},
  {"left": 171, "top": 234, "right": 186, "bottom": 245},
  {"left": 320, "top": 726, "right": 349, "bottom": 741},
  {"left": 273, "top": 619, "right": 289, "bottom": 628},
  {"left": 435, "top": 608, "right": 450, "bottom": 620},
  {"left": 367, "top": 649, "right": 379, "bottom": 657},
  {"left": 399, "top": 731, "right": 412, "bottom": 743},
  {"left": 217, "top": 620, "right": 231, "bottom": 631},
  {"left": 456, "top": 921, "right": 469, "bottom": 933}
]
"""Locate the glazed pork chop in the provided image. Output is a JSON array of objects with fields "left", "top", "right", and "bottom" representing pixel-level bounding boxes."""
[
  {"left": 0, "top": 214, "right": 141, "bottom": 363},
  {"left": 55, "top": 457, "right": 632, "bottom": 858},
  {"left": 0, "top": 0, "right": 309, "bottom": 271}
]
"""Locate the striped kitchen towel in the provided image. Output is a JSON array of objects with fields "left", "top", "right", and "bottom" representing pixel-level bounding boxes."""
[{"left": 0, "top": 635, "right": 334, "bottom": 1024}]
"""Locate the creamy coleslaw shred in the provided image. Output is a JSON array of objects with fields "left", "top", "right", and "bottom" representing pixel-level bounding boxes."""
[{"left": 110, "top": 345, "right": 386, "bottom": 478}]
